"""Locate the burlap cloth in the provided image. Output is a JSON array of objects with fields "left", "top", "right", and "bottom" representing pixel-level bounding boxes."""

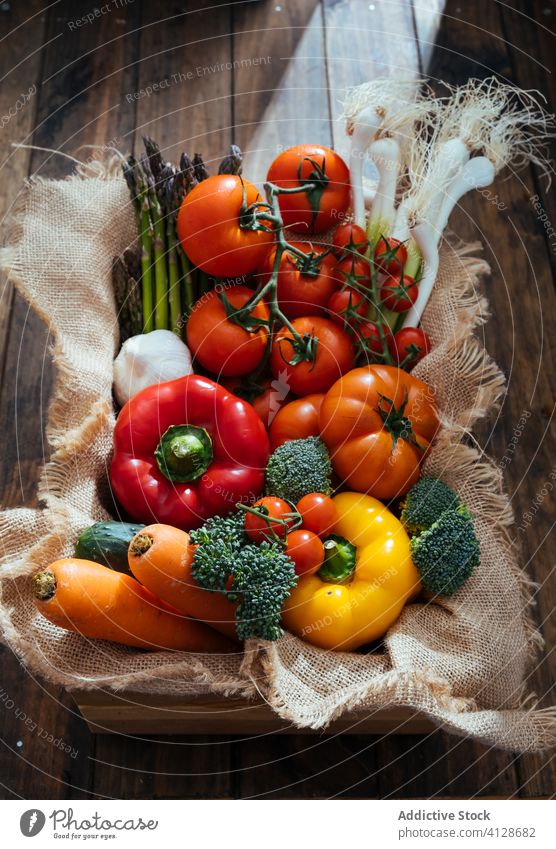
[{"left": 0, "top": 159, "right": 554, "bottom": 752}]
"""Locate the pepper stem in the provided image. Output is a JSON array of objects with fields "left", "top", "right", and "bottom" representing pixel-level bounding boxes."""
[
  {"left": 155, "top": 424, "right": 213, "bottom": 482},
  {"left": 318, "top": 535, "right": 357, "bottom": 584}
]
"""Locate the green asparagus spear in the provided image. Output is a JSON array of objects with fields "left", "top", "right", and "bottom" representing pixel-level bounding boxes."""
[
  {"left": 141, "top": 153, "right": 168, "bottom": 331},
  {"left": 128, "top": 157, "right": 154, "bottom": 333}
]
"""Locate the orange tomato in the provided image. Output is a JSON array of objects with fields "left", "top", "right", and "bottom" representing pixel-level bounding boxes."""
[
  {"left": 319, "top": 364, "right": 439, "bottom": 499},
  {"left": 269, "top": 393, "right": 324, "bottom": 449}
]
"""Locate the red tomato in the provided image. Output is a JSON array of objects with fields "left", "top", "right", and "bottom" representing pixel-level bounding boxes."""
[
  {"left": 186, "top": 285, "right": 269, "bottom": 377},
  {"left": 380, "top": 274, "right": 418, "bottom": 312},
  {"left": 244, "top": 496, "right": 295, "bottom": 543},
  {"left": 266, "top": 144, "right": 350, "bottom": 234},
  {"left": 257, "top": 242, "right": 339, "bottom": 319},
  {"left": 328, "top": 288, "right": 367, "bottom": 328},
  {"left": 177, "top": 175, "right": 274, "bottom": 277},
  {"left": 270, "top": 316, "right": 355, "bottom": 395},
  {"left": 286, "top": 529, "right": 325, "bottom": 577},
  {"left": 390, "top": 327, "right": 432, "bottom": 368},
  {"left": 296, "top": 493, "right": 338, "bottom": 539},
  {"left": 354, "top": 320, "right": 394, "bottom": 357},
  {"left": 332, "top": 255, "right": 372, "bottom": 290},
  {"left": 374, "top": 236, "right": 408, "bottom": 276},
  {"left": 332, "top": 222, "right": 369, "bottom": 260},
  {"left": 269, "top": 394, "right": 324, "bottom": 450}
]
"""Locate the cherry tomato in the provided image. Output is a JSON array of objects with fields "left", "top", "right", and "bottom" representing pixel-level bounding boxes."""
[
  {"left": 332, "top": 255, "right": 372, "bottom": 290},
  {"left": 374, "top": 236, "right": 408, "bottom": 276},
  {"left": 177, "top": 175, "right": 274, "bottom": 277},
  {"left": 257, "top": 242, "right": 339, "bottom": 319},
  {"left": 332, "top": 222, "right": 369, "bottom": 260},
  {"left": 286, "top": 529, "right": 325, "bottom": 577},
  {"left": 390, "top": 327, "right": 432, "bottom": 369},
  {"left": 244, "top": 496, "right": 294, "bottom": 543},
  {"left": 296, "top": 493, "right": 338, "bottom": 539},
  {"left": 354, "top": 320, "right": 394, "bottom": 358},
  {"left": 380, "top": 274, "right": 418, "bottom": 312},
  {"left": 269, "top": 394, "right": 324, "bottom": 450},
  {"left": 186, "top": 285, "right": 269, "bottom": 377},
  {"left": 270, "top": 316, "right": 355, "bottom": 395},
  {"left": 220, "top": 376, "right": 289, "bottom": 427},
  {"left": 328, "top": 288, "right": 367, "bottom": 328},
  {"left": 266, "top": 144, "right": 350, "bottom": 234}
]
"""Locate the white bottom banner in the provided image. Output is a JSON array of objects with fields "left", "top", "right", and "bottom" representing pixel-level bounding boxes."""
[{"left": 2, "top": 799, "right": 554, "bottom": 847}]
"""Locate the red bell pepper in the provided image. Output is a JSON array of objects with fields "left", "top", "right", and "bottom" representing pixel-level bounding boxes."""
[{"left": 110, "top": 374, "right": 270, "bottom": 529}]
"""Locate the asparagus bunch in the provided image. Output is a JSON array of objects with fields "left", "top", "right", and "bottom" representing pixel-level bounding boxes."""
[{"left": 121, "top": 138, "right": 238, "bottom": 335}]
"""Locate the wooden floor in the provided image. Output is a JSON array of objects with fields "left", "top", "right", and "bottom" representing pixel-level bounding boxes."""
[{"left": 0, "top": 0, "right": 555, "bottom": 799}]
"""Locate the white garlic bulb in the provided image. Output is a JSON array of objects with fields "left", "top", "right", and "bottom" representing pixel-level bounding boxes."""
[{"left": 113, "top": 330, "right": 193, "bottom": 406}]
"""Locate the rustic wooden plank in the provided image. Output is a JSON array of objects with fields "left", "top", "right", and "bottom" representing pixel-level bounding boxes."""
[
  {"left": 411, "top": 0, "right": 446, "bottom": 72},
  {"left": 323, "top": 0, "right": 421, "bottom": 158},
  {"left": 490, "top": 0, "right": 556, "bottom": 799},
  {"left": 0, "top": 0, "right": 45, "bottom": 429},
  {"left": 423, "top": 0, "right": 556, "bottom": 799},
  {"left": 231, "top": 732, "right": 382, "bottom": 798},
  {"left": 0, "top": 0, "right": 141, "bottom": 800},
  {"left": 75, "top": 691, "right": 435, "bottom": 735},
  {"left": 135, "top": 0, "right": 233, "bottom": 168},
  {"left": 232, "top": 0, "right": 331, "bottom": 183},
  {"left": 376, "top": 732, "right": 522, "bottom": 798},
  {"left": 0, "top": 0, "right": 80, "bottom": 803},
  {"left": 0, "top": 649, "right": 92, "bottom": 800},
  {"left": 90, "top": 731, "right": 233, "bottom": 799},
  {"left": 496, "top": 0, "right": 556, "bottom": 280}
]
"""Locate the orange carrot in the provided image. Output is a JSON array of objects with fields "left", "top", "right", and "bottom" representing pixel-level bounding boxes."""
[
  {"left": 128, "top": 524, "right": 238, "bottom": 641},
  {"left": 33, "top": 558, "right": 235, "bottom": 653}
]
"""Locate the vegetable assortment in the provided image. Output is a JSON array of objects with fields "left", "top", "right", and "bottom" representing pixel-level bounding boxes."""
[{"left": 35, "top": 76, "right": 549, "bottom": 653}]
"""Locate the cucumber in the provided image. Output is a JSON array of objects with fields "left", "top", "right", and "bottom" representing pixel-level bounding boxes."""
[{"left": 74, "top": 521, "right": 145, "bottom": 573}]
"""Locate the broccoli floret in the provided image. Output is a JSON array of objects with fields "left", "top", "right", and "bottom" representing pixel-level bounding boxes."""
[
  {"left": 190, "top": 512, "right": 245, "bottom": 591},
  {"left": 190, "top": 511, "right": 297, "bottom": 641},
  {"left": 265, "top": 436, "right": 332, "bottom": 502},
  {"left": 400, "top": 476, "right": 462, "bottom": 534},
  {"left": 231, "top": 541, "right": 297, "bottom": 641},
  {"left": 410, "top": 507, "right": 480, "bottom": 596}
]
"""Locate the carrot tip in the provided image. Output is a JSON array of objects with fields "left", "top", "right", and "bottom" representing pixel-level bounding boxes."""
[
  {"left": 129, "top": 533, "right": 154, "bottom": 557},
  {"left": 33, "top": 570, "right": 57, "bottom": 601}
]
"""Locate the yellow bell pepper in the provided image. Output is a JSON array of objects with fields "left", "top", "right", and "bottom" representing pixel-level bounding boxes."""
[{"left": 282, "top": 492, "right": 420, "bottom": 651}]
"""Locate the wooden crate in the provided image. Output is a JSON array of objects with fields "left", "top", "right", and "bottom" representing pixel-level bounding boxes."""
[{"left": 73, "top": 691, "right": 436, "bottom": 735}]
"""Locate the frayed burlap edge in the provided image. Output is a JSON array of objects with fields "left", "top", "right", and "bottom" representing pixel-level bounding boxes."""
[{"left": 245, "top": 639, "right": 556, "bottom": 751}]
